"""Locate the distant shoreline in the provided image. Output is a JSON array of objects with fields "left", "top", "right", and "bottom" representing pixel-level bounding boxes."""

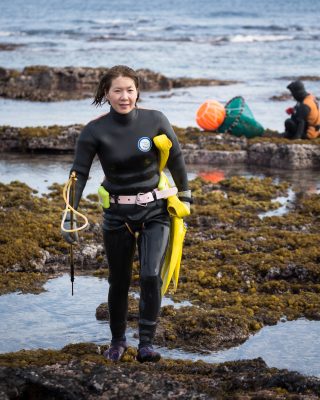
[{"left": 0, "top": 65, "right": 238, "bottom": 102}]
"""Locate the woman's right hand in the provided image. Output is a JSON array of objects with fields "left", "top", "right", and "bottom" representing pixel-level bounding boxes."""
[
  {"left": 61, "top": 211, "right": 79, "bottom": 244},
  {"left": 286, "top": 107, "right": 294, "bottom": 115}
]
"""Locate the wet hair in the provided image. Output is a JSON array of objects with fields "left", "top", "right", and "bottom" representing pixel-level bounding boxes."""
[{"left": 92, "top": 65, "right": 140, "bottom": 107}]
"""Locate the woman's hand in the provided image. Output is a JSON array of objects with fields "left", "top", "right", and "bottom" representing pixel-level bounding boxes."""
[{"left": 61, "top": 212, "right": 79, "bottom": 244}]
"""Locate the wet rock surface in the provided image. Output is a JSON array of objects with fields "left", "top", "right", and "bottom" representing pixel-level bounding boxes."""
[
  {"left": 0, "top": 125, "right": 82, "bottom": 152},
  {"left": 0, "top": 181, "right": 104, "bottom": 294},
  {"left": 179, "top": 128, "right": 320, "bottom": 169},
  {"left": 280, "top": 75, "right": 320, "bottom": 82},
  {"left": 247, "top": 142, "right": 320, "bottom": 169},
  {"left": 1, "top": 154, "right": 320, "bottom": 395},
  {"left": 0, "top": 345, "right": 319, "bottom": 399},
  {"left": 270, "top": 92, "right": 292, "bottom": 101},
  {"left": 0, "top": 43, "right": 25, "bottom": 51},
  {"left": 270, "top": 75, "right": 320, "bottom": 101},
  {"left": 1, "top": 176, "right": 320, "bottom": 396},
  {"left": 2, "top": 124, "right": 320, "bottom": 169},
  {"left": 3, "top": 175, "right": 320, "bottom": 353},
  {"left": 0, "top": 66, "right": 237, "bottom": 101},
  {"left": 183, "top": 149, "right": 247, "bottom": 165}
]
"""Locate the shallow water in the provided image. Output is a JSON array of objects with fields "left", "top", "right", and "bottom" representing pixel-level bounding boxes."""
[
  {"left": 258, "top": 188, "right": 296, "bottom": 218},
  {"left": 0, "top": 83, "right": 300, "bottom": 132},
  {"left": 1, "top": 155, "right": 320, "bottom": 376},
  {"left": 0, "top": 275, "right": 110, "bottom": 353},
  {"left": 166, "top": 318, "right": 320, "bottom": 378},
  {"left": 1, "top": 275, "right": 319, "bottom": 378},
  {"left": 2, "top": 153, "right": 320, "bottom": 195}
]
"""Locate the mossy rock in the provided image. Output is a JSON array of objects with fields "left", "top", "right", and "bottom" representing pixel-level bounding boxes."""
[
  {"left": 2, "top": 175, "right": 320, "bottom": 352},
  {"left": 0, "top": 181, "right": 102, "bottom": 294},
  {"left": 19, "top": 125, "right": 63, "bottom": 138}
]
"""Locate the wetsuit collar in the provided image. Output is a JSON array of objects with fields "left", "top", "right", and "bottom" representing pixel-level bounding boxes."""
[{"left": 109, "top": 106, "right": 138, "bottom": 124}]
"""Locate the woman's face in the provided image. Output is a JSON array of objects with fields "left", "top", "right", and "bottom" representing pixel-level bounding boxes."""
[{"left": 106, "top": 76, "right": 138, "bottom": 114}]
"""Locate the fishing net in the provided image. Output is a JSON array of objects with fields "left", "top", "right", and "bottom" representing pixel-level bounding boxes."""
[{"left": 219, "top": 96, "right": 264, "bottom": 138}]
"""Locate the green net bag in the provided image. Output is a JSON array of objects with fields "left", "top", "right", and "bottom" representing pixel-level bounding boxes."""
[{"left": 219, "top": 96, "right": 264, "bottom": 138}]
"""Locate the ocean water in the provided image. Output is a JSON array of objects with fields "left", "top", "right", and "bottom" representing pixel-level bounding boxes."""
[
  {"left": 1, "top": 0, "right": 320, "bottom": 130},
  {"left": 1, "top": 0, "right": 320, "bottom": 79}
]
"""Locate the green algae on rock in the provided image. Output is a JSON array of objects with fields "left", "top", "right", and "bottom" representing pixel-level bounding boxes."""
[
  {"left": 2, "top": 175, "right": 320, "bottom": 355},
  {"left": 159, "top": 177, "right": 320, "bottom": 351},
  {"left": 2, "top": 124, "right": 320, "bottom": 170},
  {"left": 19, "top": 126, "right": 67, "bottom": 138},
  {"left": 0, "top": 181, "right": 105, "bottom": 295},
  {"left": 0, "top": 181, "right": 62, "bottom": 270},
  {"left": 0, "top": 344, "right": 319, "bottom": 399},
  {"left": 0, "top": 272, "right": 48, "bottom": 295}
]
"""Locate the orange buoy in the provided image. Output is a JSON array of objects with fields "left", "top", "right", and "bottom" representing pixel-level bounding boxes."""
[
  {"left": 199, "top": 170, "right": 225, "bottom": 183},
  {"left": 196, "top": 100, "right": 226, "bottom": 131}
]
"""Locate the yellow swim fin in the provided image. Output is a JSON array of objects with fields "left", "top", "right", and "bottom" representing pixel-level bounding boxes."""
[
  {"left": 153, "top": 134, "right": 172, "bottom": 172},
  {"left": 161, "top": 217, "right": 187, "bottom": 296},
  {"left": 153, "top": 134, "right": 190, "bottom": 296}
]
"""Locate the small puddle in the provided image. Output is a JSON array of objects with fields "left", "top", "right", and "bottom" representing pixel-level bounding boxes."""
[
  {"left": 165, "top": 319, "right": 320, "bottom": 378},
  {"left": 0, "top": 275, "right": 319, "bottom": 377},
  {"left": 0, "top": 275, "right": 110, "bottom": 353},
  {"left": 0, "top": 275, "right": 190, "bottom": 354},
  {"left": 2, "top": 155, "right": 320, "bottom": 198},
  {"left": 258, "top": 188, "right": 296, "bottom": 219}
]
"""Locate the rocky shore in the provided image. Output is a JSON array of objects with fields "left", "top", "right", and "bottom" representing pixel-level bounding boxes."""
[
  {"left": 1, "top": 345, "right": 319, "bottom": 399},
  {"left": 2, "top": 175, "right": 320, "bottom": 332},
  {"left": 1, "top": 124, "right": 320, "bottom": 169},
  {"left": 0, "top": 66, "right": 237, "bottom": 101},
  {"left": 1, "top": 126, "right": 320, "bottom": 397},
  {"left": 1, "top": 170, "right": 320, "bottom": 396}
]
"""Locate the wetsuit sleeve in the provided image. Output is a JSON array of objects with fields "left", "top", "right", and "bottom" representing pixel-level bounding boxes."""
[
  {"left": 294, "top": 103, "right": 310, "bottom": 138},
  {"left": 157, "top": 112, "right": 189, "bottom": 195},
  {"left": 70, "top": 123, "right": 98, "bottom": 208}
]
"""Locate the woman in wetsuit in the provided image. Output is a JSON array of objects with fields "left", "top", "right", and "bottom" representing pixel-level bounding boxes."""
[
  {"left": 61, "top": 65, "right": 191, "bottom": 363},
  {"left": 284, "top": 80, "right": 320, "bottom": 140}
]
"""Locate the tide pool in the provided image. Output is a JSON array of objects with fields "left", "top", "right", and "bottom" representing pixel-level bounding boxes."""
[{"left": 1, "top": 274, "right": 319, "bottom": 378}]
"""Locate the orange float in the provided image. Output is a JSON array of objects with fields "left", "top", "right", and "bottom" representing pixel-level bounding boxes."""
[
  {"left": 196, "top": 100, "right": 226, "bottom": 131},
  {"left": 199, "top": 170, "right": 225, "bottom": 183}
]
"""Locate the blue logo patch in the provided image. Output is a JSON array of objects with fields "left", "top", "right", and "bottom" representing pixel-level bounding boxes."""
[{"left": 138, "top": 137, "right": 152, "bottom": 152}]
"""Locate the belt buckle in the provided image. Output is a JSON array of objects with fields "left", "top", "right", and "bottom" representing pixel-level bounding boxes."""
[
  {"left": 110, "top": 195, "right": 119, "bottom": 204},
  {"left": 136, "top": 192, "right": 148, "bottom": 207}
]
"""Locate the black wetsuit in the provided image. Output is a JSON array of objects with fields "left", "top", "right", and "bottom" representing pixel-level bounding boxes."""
[
  {"left": 285, "top": 103, "right": 309, "bottom": 139},
  {"left": 285, "top": 81, "right": 310, "bottom": 140},
  {"left": 71, "top": 107, "right": 189, "bottom": 347}
]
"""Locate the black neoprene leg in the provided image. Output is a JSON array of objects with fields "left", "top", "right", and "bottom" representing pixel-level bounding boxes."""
[
  {"left": 284, "top": 118, "right": 298, "bottom": 138},
  {"left": 137, "top": 221, "right": 170, "bottom": 347},
  {"left": 103, "top": 226, "right": 136, "bottom": 343}
]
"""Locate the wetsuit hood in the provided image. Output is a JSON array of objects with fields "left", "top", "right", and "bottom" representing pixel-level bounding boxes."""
[{"left": 287, "top": 80, "right": 308, "bottom": 102}]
